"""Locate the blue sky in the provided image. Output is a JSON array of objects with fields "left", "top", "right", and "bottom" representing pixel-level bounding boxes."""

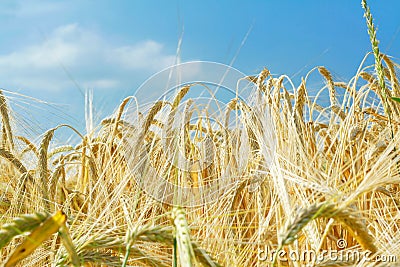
[{"left": 0, "top": 0, "right": 399, "bottom": 135}]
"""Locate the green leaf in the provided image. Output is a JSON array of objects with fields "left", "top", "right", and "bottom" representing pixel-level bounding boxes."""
[{"left": 391, "top": 97, "right": 400, "bottom": 103}]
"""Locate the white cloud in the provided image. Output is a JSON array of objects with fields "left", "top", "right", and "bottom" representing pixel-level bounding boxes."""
[
  {"left": 110, "top": 41, "right": 175, "bottom": 71},
  {"left": 0, "top": 23, "right": 176, "bottom": 92},
  {"left": 0, "top": 24, "right": 81, "bottom": 68},
  {"left": 82, "top": 79, "right": 121, "bottom": 90}
]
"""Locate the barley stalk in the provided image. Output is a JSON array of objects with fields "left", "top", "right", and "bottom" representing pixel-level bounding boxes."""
[{"left": 361, "top": 0, "right": 394, "bottom": 139}]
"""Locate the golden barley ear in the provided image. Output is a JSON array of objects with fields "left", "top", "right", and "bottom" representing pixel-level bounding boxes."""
[
  {"left": 191, "top": 242, "right": 222, "bottom": 267},
  {"left": 333, "top": 207, "right": 377, "bottom": 254},
  {"left": 294, "top": 78, "right": 307, "bottom": 121},
  {"left": 318, "top": 66, "right": 337, "bottom": 107},
  {"left": 382, "top": 54, "right": 400, "bottom": 97},
  {"left": 143, "top": 101, "right": 166, "bottom": 134},
  {"left": 38, "top": 127, "right": 59, "bottom": 211},
  {"left": 126, "top": 223, "right": 221, "bottom": 267},
  {"left": 37, "top": 124, "right": 85, "bottom": 211},
  {"left": 277, "top": 201, "right": 377, "bottom": 265},
  {"left": 17, "top": 135, "right": 39, "bottom": 157},
  {"left": 48, "top": 145, "right": 74, "bottom": 159},
  {"left": 256, "top": 67, "right": 270, "bottom": 92},
  {"left": 279, "top": 202, "right": 336, "bottom": 248},
  {"left": 166, "top": 85, "right": 191, "bottom": 148},
  {"left": 122, "top": 225, "right": 171, "bottom": 267},
  {"left": 0, "top": 147, "right": 29, "bottom": 175},
  {"left": 0, "top": 90, "right": 14, "bottom": 150},
  {"left": 112, "top": 95, "right": 135, "bottom": 141}
]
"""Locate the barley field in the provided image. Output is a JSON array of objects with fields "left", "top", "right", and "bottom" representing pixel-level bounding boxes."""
[{"left": 1, "top": 1, "right": 400, "bottom": 266}]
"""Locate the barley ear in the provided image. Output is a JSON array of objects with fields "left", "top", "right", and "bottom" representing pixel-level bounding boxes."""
[
  {"left": 0, "top": 212, "right": 49, "bottom": 249},
  {"left": 0, "top": 90, "right": 14, "bottom": 149},
  {"left": 39, "top": 127, "right": 58, "bottom": 211},
  {"left": 273, "top": 202, "right": 336, "bottom": 266},
  {"left": 172, "top": 206, "right": 196, "bottom": 267},
  {"left": 17, "top": 136, "right": 39, "bottom": 157},
  {"left": 112, "top": 96, "right": 135, "bottom": 140},
  {"left": 318, "top": 66, "right": 336, "bottom": 107},
  {"left": 361, "top": 0, "right": 394, "bottom": 137},
  {"left": 275, "top": 202, "right": 377, "bottom": 266},
  {"left": 192, "top": 242, "right": 222, "bottom": 267},
  {"left": 4, "top": 210, "right": 67, "bottom": 267},
  {"left": 333, "top": 208, "right": 377, "bottom": 254},
  {"left": 256, "top": 68, "right": 270, "bottom": 92},
  {"left": 279, "top": 202, "right": 336, "bottom": 248},
  {"left": 0, "top": 147, "right": 29, "bottom": 175}
]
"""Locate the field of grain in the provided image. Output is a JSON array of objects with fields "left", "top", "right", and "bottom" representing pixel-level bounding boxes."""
[{"left": 1, "top": 1, "right": 400, "bottom": 266}]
